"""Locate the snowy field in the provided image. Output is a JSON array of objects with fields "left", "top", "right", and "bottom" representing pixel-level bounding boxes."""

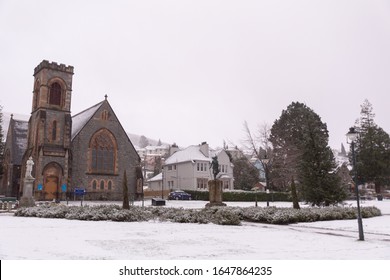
[{"left": 1, "top": 199, "right": 390, "bottom": 260}]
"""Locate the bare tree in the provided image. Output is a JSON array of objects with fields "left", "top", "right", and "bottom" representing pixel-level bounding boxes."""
[{"left": 242, "top": 121, "right": 272, "bottom": 160}]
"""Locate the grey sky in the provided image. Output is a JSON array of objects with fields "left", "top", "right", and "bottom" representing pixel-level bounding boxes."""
[{"left": 1, "top": 0, "right": 389, "bottom": 149}]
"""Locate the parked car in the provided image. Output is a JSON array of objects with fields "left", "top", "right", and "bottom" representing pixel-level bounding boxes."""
[{"left": 168, "top": 190, "right": 192, "bottom": 200}]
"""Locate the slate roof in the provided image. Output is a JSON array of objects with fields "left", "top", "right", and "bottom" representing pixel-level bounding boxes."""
[
  {"left": 71, "top": 101, "right": 103, "bottom": 140},
  {"left": 9, "top": 118, "right": 28, "bottom": 165}
]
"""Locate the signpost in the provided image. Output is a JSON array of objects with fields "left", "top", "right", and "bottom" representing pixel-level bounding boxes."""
[{"left": 74, "top": 188, "right": 86, "bottom": 206}]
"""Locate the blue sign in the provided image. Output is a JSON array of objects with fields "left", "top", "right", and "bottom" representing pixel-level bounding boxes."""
[
  {"left": 61, "top": 184, "right": 67, "bottom": 192},
  {"left": 74, "top": 188, "right": 86, "bottom": 196},
  {"left": 37, "top": 184, "right": 43, "bottom": 191}
]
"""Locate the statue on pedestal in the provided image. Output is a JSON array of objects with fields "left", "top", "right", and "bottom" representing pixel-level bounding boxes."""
[
  {"left": 19, "top": 156, "right": 36, "bottom": 207},
  {"left": 206, "top": 156, "right": 226, "bottom": 207},
  {"left": 210, "top": 156, "right": 220, "bottom": 180},
  {"left": 26, "top": 156, "right": 34, "bottom": 179}
]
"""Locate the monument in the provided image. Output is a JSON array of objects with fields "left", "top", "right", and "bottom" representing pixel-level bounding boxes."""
[
  {"left": 206, "top": 156, "right": 226, "bottom": 207},
  {"left": 19, "top": 157, "right": 36, "bottom": 207}
]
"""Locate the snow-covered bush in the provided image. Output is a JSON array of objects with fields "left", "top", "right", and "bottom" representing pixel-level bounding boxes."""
[{"left": 14, "top": 203, "right": 381, "bottom": 226}]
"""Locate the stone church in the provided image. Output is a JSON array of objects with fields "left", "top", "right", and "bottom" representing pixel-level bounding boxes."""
[{"left": 1, "top": 60, "right": 142, "bottom": 201}]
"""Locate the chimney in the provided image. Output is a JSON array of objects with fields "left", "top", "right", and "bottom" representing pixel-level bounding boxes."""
[
  {"left": 200, "top": 141, "right": 209, "bottom": 157},
  {"left": 169, "top": 143, "right": 180, "bottom": 156}
]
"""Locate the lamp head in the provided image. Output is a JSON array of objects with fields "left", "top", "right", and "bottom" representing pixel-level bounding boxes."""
[{"left": 346, "top": 127, "right": 358, "bottom": 142}]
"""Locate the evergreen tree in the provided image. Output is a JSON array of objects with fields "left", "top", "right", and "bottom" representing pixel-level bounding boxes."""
[
  {"left": 353, "top": 100, "right": 390, "bottom": 192},
  {"left": 270, "top": 102, "right": 345, "bottom": 206},
  {"left": 122, "top": 170, "right": 130, "bottom": 210},
  {"left": 153, "top": 156, "right": 162, "bottom": 176},
  {"left": 232, "top": 156, "right": 260, "bottom": 190}
]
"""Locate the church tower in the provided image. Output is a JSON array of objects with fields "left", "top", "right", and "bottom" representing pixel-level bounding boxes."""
[{"left": 23, "top": 60, "right": 74, "bottom": 200}]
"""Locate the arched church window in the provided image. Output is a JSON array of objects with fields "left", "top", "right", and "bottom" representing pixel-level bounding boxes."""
[
  {"left": 49, "top": 82, "right": 62, "bottom": 106},
  {"left": 92, "top": 180, "right": 97, "bottom": 190},
  {"left": 90, "top": 129, "right": 117, "bottom": 174},
  {"left": 100, "top": 180, "right": 105, "bottom": 190}
]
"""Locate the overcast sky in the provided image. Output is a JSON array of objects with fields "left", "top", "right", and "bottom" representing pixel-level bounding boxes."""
[{"left": 1, "top": 0, "right": 389, "bottom": 150}]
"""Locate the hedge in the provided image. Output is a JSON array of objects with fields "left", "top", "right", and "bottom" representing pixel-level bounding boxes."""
[
  {"left": 14, "top": 204, "right": 381, "bottom": 226},
  {"left": 185, "top": 190, "right": 291, "bottom": 202}
]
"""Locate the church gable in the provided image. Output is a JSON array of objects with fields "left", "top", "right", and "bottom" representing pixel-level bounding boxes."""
[{"left": 70, "top": 97, "right": 140, "bottom": 200}]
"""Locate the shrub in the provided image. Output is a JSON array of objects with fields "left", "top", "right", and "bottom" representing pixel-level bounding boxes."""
[{"left": 14, "top": 203, "right": 382, "bottom": 226}]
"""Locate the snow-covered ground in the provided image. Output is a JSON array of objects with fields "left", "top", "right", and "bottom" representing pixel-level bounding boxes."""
[{"left": 1, "top": 200, "right": 389, "bottom": 260}]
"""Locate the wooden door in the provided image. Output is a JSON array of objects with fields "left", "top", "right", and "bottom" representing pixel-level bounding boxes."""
[{"left": 45, "top": 176, "right": 58, "bottom": 200}]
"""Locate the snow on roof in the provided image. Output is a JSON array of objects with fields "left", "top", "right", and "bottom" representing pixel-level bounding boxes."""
[
  {"left": 12, "top": 119, "right": 29, "bottom": 164},
  {"left": 1, "top": 112, "right": 29, "bottom": 136},
  {"left": 148, "top": 172, "right": 162, "bottom": 182},
  {"left": 71, "top": 101, "right": 103, "bottom": 140},
  {"left": 165, "top": 145, "right": 211, "bottom": 164}
]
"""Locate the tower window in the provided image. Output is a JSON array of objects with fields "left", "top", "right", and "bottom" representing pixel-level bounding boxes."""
[{"left": 49, "top": 82, "right": 62, "bottom": 106}]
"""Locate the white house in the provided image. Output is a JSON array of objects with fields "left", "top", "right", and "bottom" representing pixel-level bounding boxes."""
[
  {"left": 147, "top": 172, "right": 163, "bottom": 191},
  {"left": 159, "top": 142, "right": 234, "bottom": 191}
]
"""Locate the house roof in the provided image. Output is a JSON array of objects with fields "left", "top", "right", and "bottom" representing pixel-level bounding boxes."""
[
  {"left": 148, "top": 172, "right": 162, "bottom": 182},
  {"left": 165, "top": 145, "right": 211, "bottom": 164},
  {"left": 71, "top": 101, "right": 104, "bottom": 140},
  {"left": 9, "top": 118, "right": 29, "bottom": 165}
]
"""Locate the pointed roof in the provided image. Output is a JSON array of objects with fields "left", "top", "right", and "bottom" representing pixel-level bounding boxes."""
[
  {"left": 71, "top": 101, "right": 104, "bottom": 140},
  {"left": 148, "top": 172, "right": 162, "bottom": 182},
  {"left": 7, "top": 116, "right": 28, "bottom": 165}
]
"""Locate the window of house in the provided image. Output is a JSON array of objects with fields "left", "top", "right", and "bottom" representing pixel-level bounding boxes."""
[
  {"left": 49, "top": 82, "right": 62, "bottom": 106},
  {"left": 90, "top": 129, "right": 117, "bottom": 174},
  {"left": 197, "top": 178, "right": 208, "bottom": 189}
]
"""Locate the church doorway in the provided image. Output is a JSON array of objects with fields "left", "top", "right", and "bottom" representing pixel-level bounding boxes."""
[
  {"left": 43, "top": 163, "right": 62, "bottom": 201},
  {"left": 45, "top": 176, "right": 58, "bottom": 201}
]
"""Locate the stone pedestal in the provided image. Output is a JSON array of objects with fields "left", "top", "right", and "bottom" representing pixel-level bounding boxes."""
[
  {"left": 19, "top": 177, "right": 36, "bottom": 207},
  {"left": 206, "top": 180, "right": 226, "bottom": 207}
]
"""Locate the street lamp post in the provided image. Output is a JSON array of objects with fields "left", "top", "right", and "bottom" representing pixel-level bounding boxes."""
[
  {"left": 262, "top": 155, "right": 270, "bottom": 207},
  {"left": 346, "top": 127, "right": 364, "bottom": 241}
]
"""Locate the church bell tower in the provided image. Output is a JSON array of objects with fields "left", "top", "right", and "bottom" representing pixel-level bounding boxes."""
[{"left": 24, "top": 60, "right": 74, "bottom": 200}]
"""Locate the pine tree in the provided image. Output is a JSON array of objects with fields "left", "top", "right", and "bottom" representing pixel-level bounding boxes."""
[
  {"left": 232, "top": 156, "right": 260, "bottom": 190},
  {"left": 270, "top": 102, "right": 345, "bottom": 206},
  {"left": 354, "top": 100, "right": 390, "bottom": 192}
]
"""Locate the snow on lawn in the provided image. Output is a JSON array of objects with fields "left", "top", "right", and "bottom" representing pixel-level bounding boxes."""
[{"left": 1, "top": 199, "right": 389, "bottom": 260}]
